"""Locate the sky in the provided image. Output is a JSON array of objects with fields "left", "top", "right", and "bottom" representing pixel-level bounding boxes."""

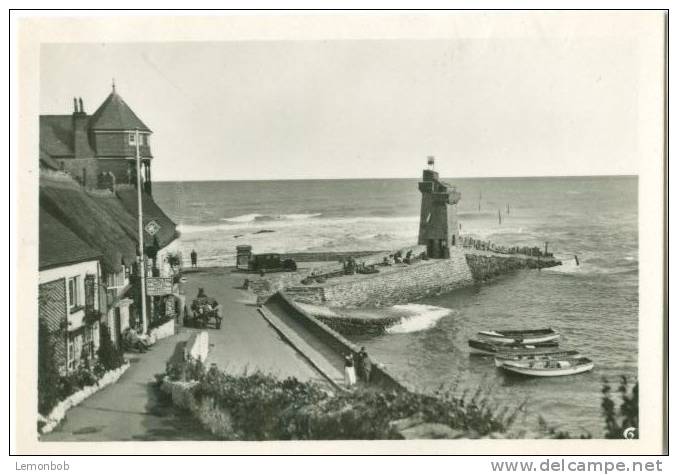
[{"left": 40, "top": 37, "right": 641, "bottom": 181}]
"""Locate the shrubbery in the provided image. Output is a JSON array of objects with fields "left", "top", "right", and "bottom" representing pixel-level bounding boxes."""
[
  {"left": 38, "top": 320, "right": 62, "bottom": 415},
  {"left": 166, "top": 361, "right": 518, "bottom": 440},
  {"left": 97, "top": 324, "right": 125, "bottom": 371},
  {"left": 165, "top": 356, "right": 640, "bottom": 440},
  {"left": 602, "top": 376, "right": 638, "bottom": 439},
  {"left": 166, "top": 356, "right": 206, "bottom": 382},
  {"left": 38, "top": 322, "right": 126, "bottom": 417},
  {"left": 537, "top": 376, "right": 639, "bottom": 439}
]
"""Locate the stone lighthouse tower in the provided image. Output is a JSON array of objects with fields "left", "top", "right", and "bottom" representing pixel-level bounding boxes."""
[{"left": 417, "top": 157, "right": 462, "bottom": 258}]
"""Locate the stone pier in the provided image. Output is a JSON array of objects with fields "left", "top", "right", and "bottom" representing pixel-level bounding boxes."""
[{"left": 276, "top": 247, "right": 561, "bottom": 309}]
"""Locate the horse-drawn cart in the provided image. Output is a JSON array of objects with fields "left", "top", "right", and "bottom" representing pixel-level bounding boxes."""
[{"left": 190, "top": 295, "right": 222, "bottom": 329}]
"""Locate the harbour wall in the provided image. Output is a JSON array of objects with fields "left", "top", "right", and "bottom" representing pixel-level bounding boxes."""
[
  {"left": 465, "top": 252, "right": 560, "bottom": 281},
  {"left": 264, "top": 292, "right": 408, "bottom": 392},
  {"left": 322, "top": 249, "right": 474, "bottom": 308},
  {"left": 284, "top": 249, "right": 561, "bottom": 308},
  {"left": 245, "top": 245, "right": 427, "bottom": 298}
]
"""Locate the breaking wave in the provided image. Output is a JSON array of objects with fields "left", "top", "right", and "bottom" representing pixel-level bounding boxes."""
[
  {"left": 223, "top": 213, "right": 323, "bottom": 223},
  {"left": 178, "top": 214, "right": 419, "bottom": 234},
  {"left": 543, "top": 258, "right": 637, "bottom": 276},
  {"left": 386, "top": 304, "right": 454, "bottom": 334}
]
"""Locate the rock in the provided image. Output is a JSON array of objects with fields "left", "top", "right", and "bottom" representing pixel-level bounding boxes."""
[{"left": 398, "top": 422, "right": 466, "bottom": 440}]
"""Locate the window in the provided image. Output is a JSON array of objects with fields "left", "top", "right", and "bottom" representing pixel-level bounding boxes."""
[
  {"left": 144, "top": 135, "right": 150, "bottom": 146},
  {"left": 106, "top": 269, "right": 127, "bottom": 288},
  {"left": 68, "top": 276, "right": 81, "bottom": 310},
  {"left": 128, "top": 132, "right": 136, "bottom": 145}
]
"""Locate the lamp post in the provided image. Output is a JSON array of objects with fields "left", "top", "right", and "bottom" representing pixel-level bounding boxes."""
[{"left": 135, "top": 128, "right": 148, "bottom": 334}]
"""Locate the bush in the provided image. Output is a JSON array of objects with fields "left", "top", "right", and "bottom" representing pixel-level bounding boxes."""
[
  {"left": 602, "top": 376, "right": 638, "bottom": 439},
  {"left": 38, "top": 321, "right": 127, "bottom": 418},
  {"left": 38, "top": 320, "right": 62, "bottom": 415},
  {"left": 56, "top": 367, "right": 98, "bottom": 400},
  {"left": 97, "top": 324, "right": 125, "bottom": 371},
  {"left": 166, "top": 356, "right": 206, "bottom": 382},
  {"left": 178, "top": 365, "right": 516, "bottom": 440},
  {"left": 537, "top": 376, "right": 638, "bottom": 439}
]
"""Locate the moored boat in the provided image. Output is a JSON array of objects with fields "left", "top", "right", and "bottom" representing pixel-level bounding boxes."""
[
  {"left": 493, "top": 350, "right": 581, "bottom": 367},
  {"left": 477, "top": 328, "right": 560, "bottom": 344},
  {"left": 468, "top": 338, "right": 559, "bottom": 355},
  {"left": 500, "top": 357, "right": 594, "bottom": 377}
]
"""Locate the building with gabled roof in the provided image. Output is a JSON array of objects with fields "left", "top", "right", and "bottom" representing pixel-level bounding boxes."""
[{"left": 39, "top": 84, "right": 154, "bottom": 194}]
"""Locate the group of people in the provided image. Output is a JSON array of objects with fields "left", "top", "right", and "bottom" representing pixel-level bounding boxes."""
[
  {"left": 193, "top": 288, "right": 222, "bottom": 319},
  {"left": 343, "top": 347, "right": 373, "bottom": 388},
  {"left": 380, "top": 249, "right": 424, "bottom": 266},
  {"left": 122, "top": 326, "right": 154, "bottom": 352}
]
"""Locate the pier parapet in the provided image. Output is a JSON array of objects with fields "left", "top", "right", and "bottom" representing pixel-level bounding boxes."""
[{"left": 418, "top": 165, "right": 461, "bottom": 258}]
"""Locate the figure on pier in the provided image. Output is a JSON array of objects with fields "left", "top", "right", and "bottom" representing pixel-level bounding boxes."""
[{"left": 417, "top": 157, "right": 462, "bottom": 259}]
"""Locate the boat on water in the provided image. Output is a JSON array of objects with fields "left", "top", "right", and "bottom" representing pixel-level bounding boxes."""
[
  {"left": 493, "top": 350, "right": 581, "bottom": 367},
  {"left": 468, "top": 338, "right": 559, "bottom": 355},
  {"left": 477, "top": 328, "right": 560, "bottom": 344},
  {"left": 500, "top": 357, "right": 594, "bottom": 377}
]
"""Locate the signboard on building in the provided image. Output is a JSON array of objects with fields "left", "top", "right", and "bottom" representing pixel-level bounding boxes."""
[
  {"left": 144, "top": 220, "right": 161, "bottom": 236},
  {"left": 146, "top": 277, "right": 173, "bottom": 296}
]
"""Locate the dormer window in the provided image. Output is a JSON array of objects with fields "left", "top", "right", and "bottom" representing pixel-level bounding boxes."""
[{"left": 128, "top": 132, "right": 136, "bottom": 145}]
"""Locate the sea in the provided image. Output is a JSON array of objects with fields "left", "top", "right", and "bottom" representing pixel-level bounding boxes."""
[{"left": 153, "top": 176, "right": 638, "bottom": 438}]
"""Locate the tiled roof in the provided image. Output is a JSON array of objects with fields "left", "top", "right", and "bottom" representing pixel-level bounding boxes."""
[
  {"left": 39, "top": 207, "right": 102, "bottom": 270},
  {"left": 89, "top": 91, "right": 151, "bottom": 132}
]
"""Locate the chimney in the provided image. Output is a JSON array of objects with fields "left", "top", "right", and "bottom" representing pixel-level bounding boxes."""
[
  {"left": 72, "top": 97, "right": 90, "bottom": 158},
  {"left": 73, "top": 97, "right": 78, "bottom": 113}
]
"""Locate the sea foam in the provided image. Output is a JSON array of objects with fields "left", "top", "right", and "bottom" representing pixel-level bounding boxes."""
[{"left": 386, "top": 304, "right": 454, "bottom": 334}]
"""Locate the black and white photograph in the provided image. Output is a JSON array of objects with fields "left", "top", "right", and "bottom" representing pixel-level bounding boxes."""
[{"left": 11, "top": 10, "right": 667, "bottom": 458}]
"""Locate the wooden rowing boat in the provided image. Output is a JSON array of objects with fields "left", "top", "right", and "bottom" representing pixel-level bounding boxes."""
[
  {"left": 493, "top": 350, "right": 581, "bottom": 367},
  {"left": 477, "top": 328, "right": 560, "bottom": 344},
  {"left": 500, "top": 357, "right": 594, "bottom": 377},
  {"left": 468, "top": 338, "right": 559, "bottom": 355}
]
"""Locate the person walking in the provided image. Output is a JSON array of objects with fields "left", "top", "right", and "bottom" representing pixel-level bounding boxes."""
[
  {"left": 190, "top": 249, "right": 198, "bottom": 268},
  {"left": 358, "top": 347, "right": 373, "bottom": 384},
  {"left": 344, "top": 354, "right": 356, "bottom": 388}
]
